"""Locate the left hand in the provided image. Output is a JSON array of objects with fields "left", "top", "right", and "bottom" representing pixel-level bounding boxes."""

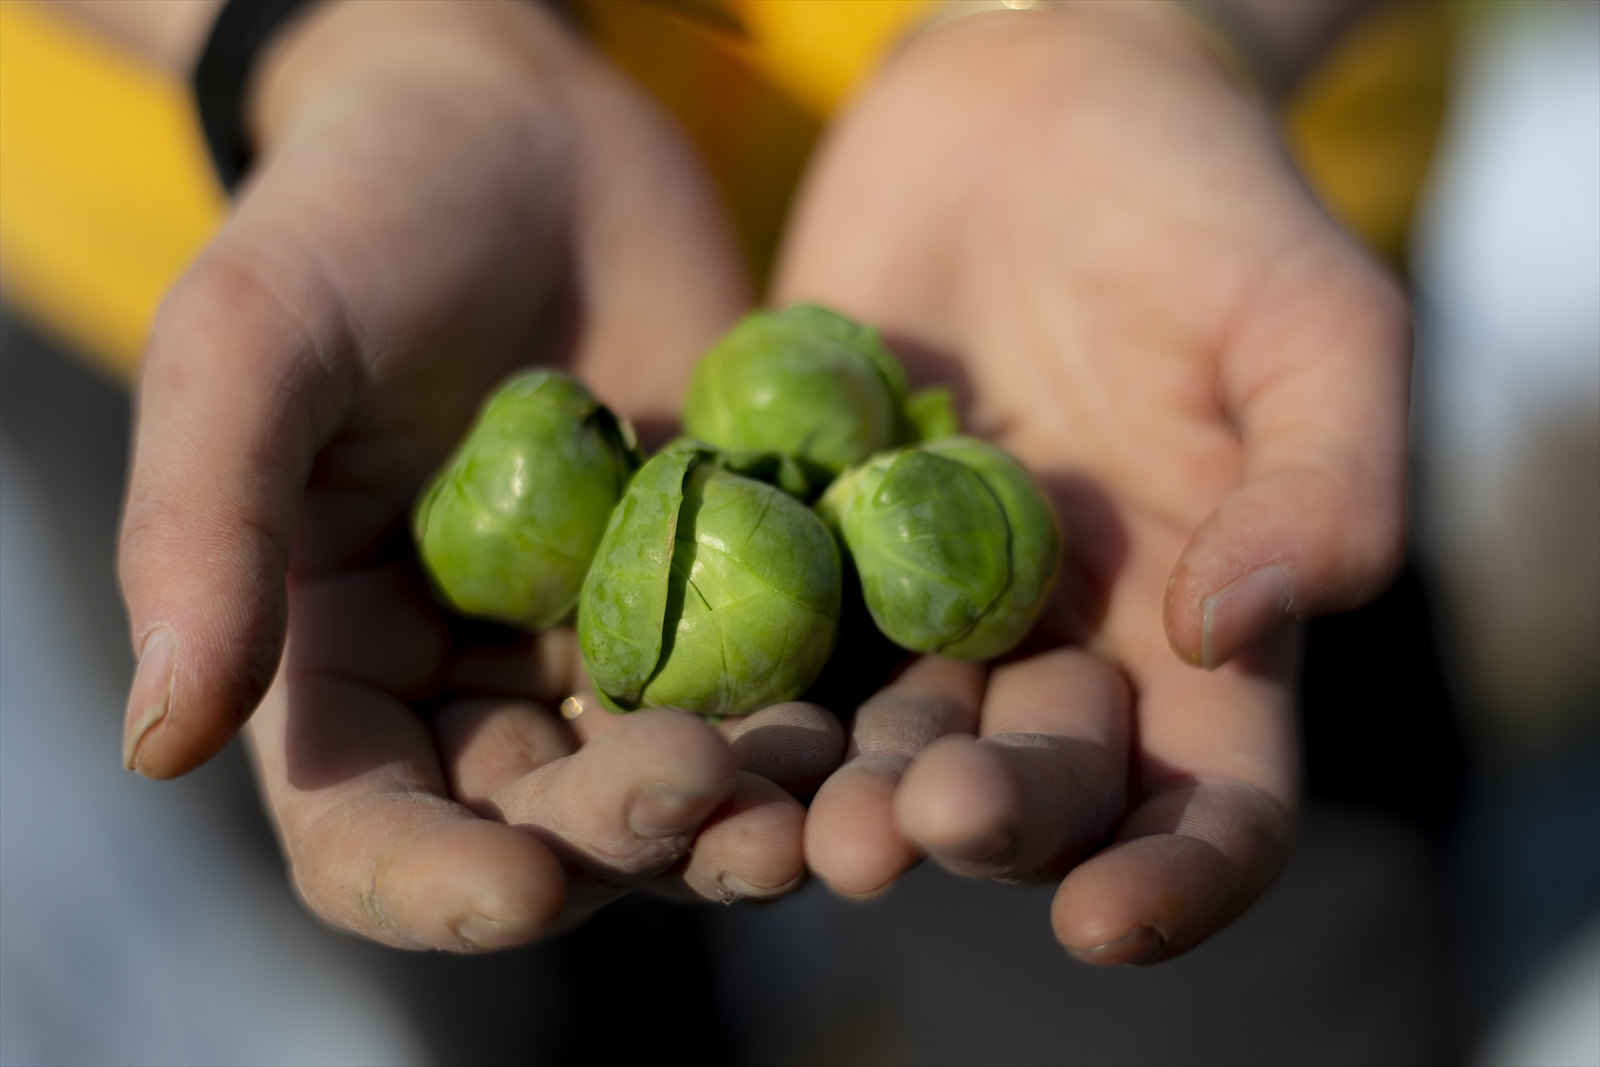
[
  {"left": 777, "top": 1, "right": 1409, "bottom": 963},
  {"left": 115, "top": 0, "right": 830, "bottom": 949}
]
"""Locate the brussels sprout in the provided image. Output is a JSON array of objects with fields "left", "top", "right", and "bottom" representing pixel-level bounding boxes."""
[
  {"left": 413, "top": 369, "right": 641, "bottom": 630},
  {"left": 695, "top": 444, "right": 812, "bottom": 501},
  {"left": 817, "top": 436, "right": 1060, "bottom": 659},
  {"left": 579, "top": 446, "right": 842, "bottom": 717},
  {"left": 682, "top": 304, "right": 910, "bottom": 483}
]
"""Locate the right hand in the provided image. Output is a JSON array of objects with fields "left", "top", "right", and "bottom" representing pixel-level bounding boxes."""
[
  {"left": 778, "top": 2, "right": 1409, "bottom": 962},
  {"left": 118, "top": 0, "right": 839, "bottom": 949}
]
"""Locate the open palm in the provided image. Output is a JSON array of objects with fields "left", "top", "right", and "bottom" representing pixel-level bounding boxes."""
[
  {"left": 118, "top": 1, "right": 842, "bottom": 950},
  {"left": 779, "top": 4, "right": 1409, "bottom": 963}
]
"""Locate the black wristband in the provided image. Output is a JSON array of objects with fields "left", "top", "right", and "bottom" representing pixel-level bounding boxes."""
[{"left": 192, "top": 0, "right": 318, "bottom": 192}]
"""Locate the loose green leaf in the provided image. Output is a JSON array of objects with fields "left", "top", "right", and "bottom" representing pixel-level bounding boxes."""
[{"left": 577, "top": 447, "right": 701, "bottom": 705}]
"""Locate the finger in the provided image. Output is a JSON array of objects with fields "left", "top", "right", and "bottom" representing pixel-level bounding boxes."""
[
  {"left": 118, "top": 251, "right": 351, "bottom": 778},
  {"left": 119, "top": 3, "right": 590, "bottom": 778},
  {"left": 1054, "top": 631, "right": 1299, "bottom": 964},
  {"left": 655, "top": 773, "right": 808, "bottom": 904},
  {"left": 806, "top": 657, "right": 985, "bottom": 897},
  {"left": 434, "top": 699, "right": 577, "bottom": 813},
  {"left": 720, "top": 701, "right": 846, "bottom": 799},
  {"left": 1051, "top": 780, "right": 1293, "bottom": 965},
  {"left": 1165, "top": 251, "right": 1411, "bottom": 668},
  {"left": 119, "top": 150, "right": 536, "bottom": 776},
  {"left": 490, "top": 710, "right": 738, "bottom": 913},
  {"left": 895, "top": 649, "right": 1130, "bottom": 880},
  {"left": 248, "top": 658, "right": 565, "bottom": 953}
]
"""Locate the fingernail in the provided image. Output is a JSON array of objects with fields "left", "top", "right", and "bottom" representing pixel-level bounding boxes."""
[
  {"left": 938, "top": 824, "right": 1013, "bottom": 864},
  {"left": 123, "top": 626, "right": 175, "bottom": 773},
  {"left": 1200, "top": 564, "right": 1293, "bottom": 670},
  {"left": 831, "top": 878, "right": 901, "bottom": 903},
  {"left": 453, "top": 913, "right": 544, "bottom": 952},
  {"left": 629, "top": 782, "right": 726, "bottom": 838},
  {"left": 719, "top": 873, "right": 804, "bottom": 904},
  {"left": 1067, "top": 925, "right": 1165, "bottom": 966}
]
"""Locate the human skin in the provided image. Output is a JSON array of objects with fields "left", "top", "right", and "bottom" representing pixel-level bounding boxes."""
[
  {"left": 61, "top": 0, "right": 1400, "bottom": 958},
  {"left": 779, "top": 1, "right": 1409, "bottom": 964},
  {"left": 87, "top": 0, "right": 850, "bottom": 949}
]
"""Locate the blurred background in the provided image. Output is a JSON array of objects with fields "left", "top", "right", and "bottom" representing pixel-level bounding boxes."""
[{"left": 1, "top": 1, "right": 1596, "bottom": 1063}]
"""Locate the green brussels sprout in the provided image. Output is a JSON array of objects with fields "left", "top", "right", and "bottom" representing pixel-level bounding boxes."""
[
  {"left": 413, "top": 369, "right": 641, "bottom": 630},
  {"left": 682, "top": 304, "right": 910, "bottom": 483},
  {"left": 578, "top": 446, "right": 842, "bottom": 717},
  {"left": 817, "top": 436, "right": 1060, "bottom": 659}
]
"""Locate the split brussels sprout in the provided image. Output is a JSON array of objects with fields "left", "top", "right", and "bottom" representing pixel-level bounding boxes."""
[
  {"left": 413, "top": 369, "right": 641, "bottom": 630},
  {"left": 579, "top": 444, "right": 842, "bottom": 718},
  {"left": 819, "top": 436, "right": 1060, "bottom": 660},
  {"left": 683, "top": 304, "right": 913, "bottom": 487}
]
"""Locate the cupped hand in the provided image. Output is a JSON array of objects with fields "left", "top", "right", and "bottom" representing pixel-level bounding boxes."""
[
  {"left": 117, "top": 0, "right": 840, "bottom": 950},
  {"left": 779, "top": 1, "right": 1409, "bottom": 963}
]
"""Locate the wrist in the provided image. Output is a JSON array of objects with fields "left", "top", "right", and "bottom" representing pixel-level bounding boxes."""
[
  {"left": 900, "top": 0, "right": 1235, "bottom": 90},
  {"left": 248, "top": 0, "right": 584, "bottom": 163},
  {"left": 53, "top": 0, "right": 226, "bottom": 72},
  {"left": 1179, "top": 0, "right": 1374, "bottom": 98}
]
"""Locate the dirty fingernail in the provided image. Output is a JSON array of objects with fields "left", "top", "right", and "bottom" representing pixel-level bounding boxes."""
[
  {"left": 719, "top": 873, "right": 804, "bottom": 904},
  {"left": 453, "top": 913, "right": 545, "bottom": 952},
  {"left": 1200, "top": 564, "right": 1293, "bottom": 670},
  {"left": 123, "top": 626, "right": 175, "bottom": 773},
  {"left": 1066, "top": 925, "right": 1165, "bottom": 966}
]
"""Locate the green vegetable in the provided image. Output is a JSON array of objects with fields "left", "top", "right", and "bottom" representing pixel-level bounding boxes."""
[
  {"left": 682, "top": 304, "right": 910, "bottom": 485},
  {"left": 413, "top": 369, "right": 641, "bottom": 630},
  {"left": 818, "top": 436, "right": 1059, "bottom": 659},
  {"left": 903, "top": 385, "right": 960, "bottom": 442},
  {"left": 579, "top": 445, "right": 842, "bottom": 717}
]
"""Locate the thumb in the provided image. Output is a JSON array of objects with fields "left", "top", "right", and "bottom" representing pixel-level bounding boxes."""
[
  {"left": 1165, "top": 255, "right": 1412, "bottom": 669},
  {"left": 119, "top": 249, "right": 354, "bottom": 778}
]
